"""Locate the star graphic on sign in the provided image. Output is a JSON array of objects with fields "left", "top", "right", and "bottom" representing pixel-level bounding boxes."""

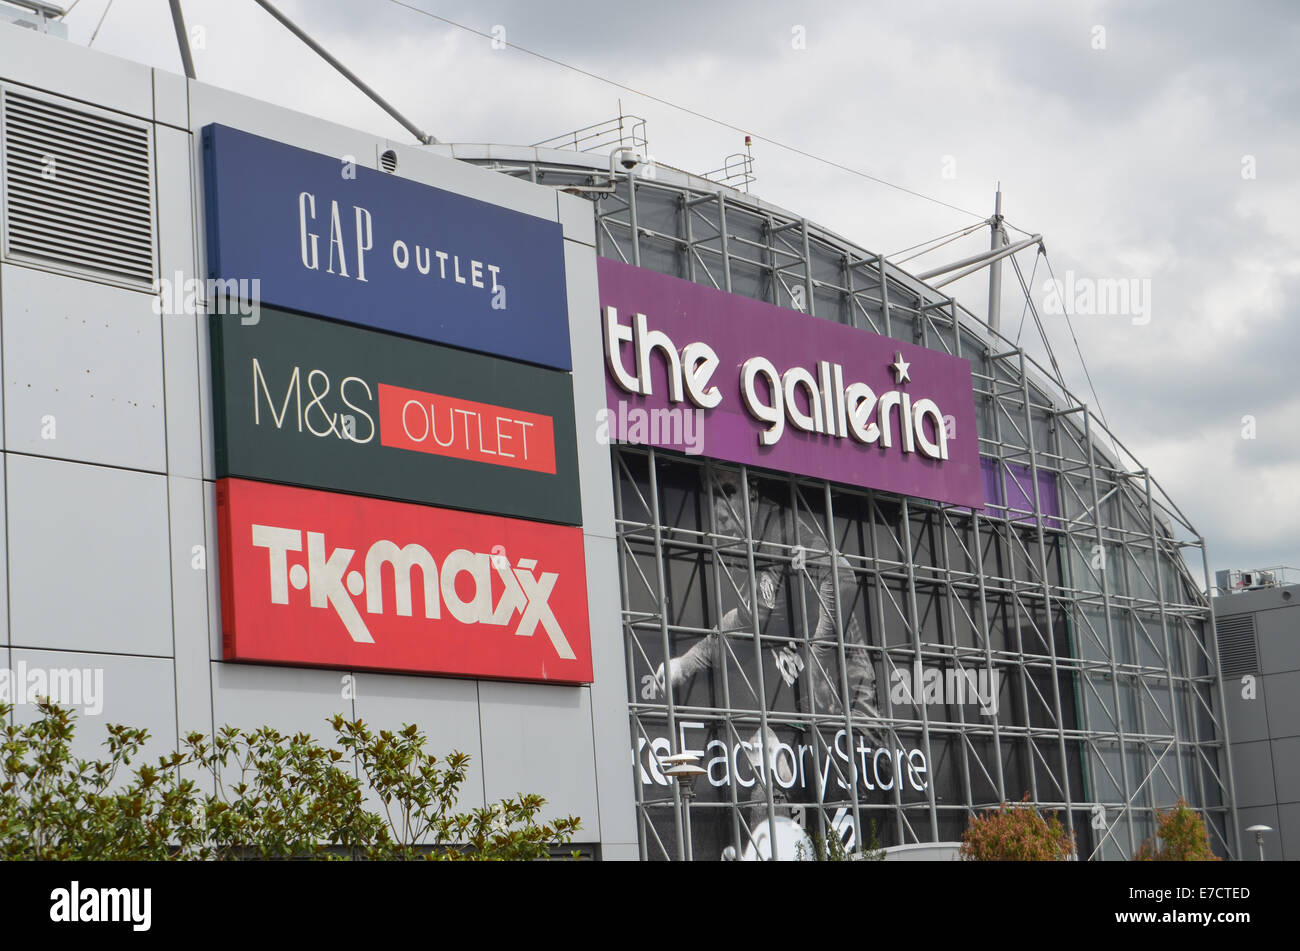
[{"left": 890, "top": 351, "right": 911, "bottom": 384}]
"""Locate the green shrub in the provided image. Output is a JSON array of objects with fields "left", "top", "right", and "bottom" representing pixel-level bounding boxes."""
[
  {"left": 1133, "top": 798, "right": 1220, "bottom": 861},
  {"left": 0, "top": 700, "right": 579, "bottom": 860},
  {"left": 960, "top": 794, "right": 1076, "bottom": 861}
]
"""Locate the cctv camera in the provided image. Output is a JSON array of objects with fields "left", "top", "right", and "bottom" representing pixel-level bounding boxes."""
[{"left": 620, "top": 152, "right": 643, "bottom": 170}]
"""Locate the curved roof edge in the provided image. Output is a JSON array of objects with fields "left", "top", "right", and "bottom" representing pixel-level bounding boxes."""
[{"left": 432, "top": 141, "right": 1201, "bottom": 545}]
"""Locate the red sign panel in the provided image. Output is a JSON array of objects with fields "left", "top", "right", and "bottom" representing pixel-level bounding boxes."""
[
  {"left": 377, "top": 382, "right": 557, "bottom": 474},
  {"left": 217, "top": 478, "right": 593, "bottom": 683}
]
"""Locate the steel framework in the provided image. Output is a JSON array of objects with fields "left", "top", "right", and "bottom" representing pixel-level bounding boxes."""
[{"left": 467, "top": 153, "right": 1237, "bottom": 861}]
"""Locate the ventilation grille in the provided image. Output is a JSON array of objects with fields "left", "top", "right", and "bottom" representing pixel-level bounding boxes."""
[
  {"left": 2, "top": 89, "right": 154, "bottom": 286},
  {"left": 1217, "top": 614, "right": 1259, "bottom": 676}
]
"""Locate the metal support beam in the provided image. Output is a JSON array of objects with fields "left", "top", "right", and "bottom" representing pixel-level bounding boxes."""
[
  {"left": 916, "top": 233, "right": 1042, "bottom": 288},
  {"left": 167, "top": 0, "right": 196, "bottom": 79},
  {"left": 987, "top": 187, "right": 1006, "bottom": 335},
  {"left": 250, "top": 0, "right": 436, "bottom": 145}
]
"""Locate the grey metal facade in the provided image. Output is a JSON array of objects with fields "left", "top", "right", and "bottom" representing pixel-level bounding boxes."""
[{"left": 1214, "top": 584, "right": 1300, "bottom": 860}]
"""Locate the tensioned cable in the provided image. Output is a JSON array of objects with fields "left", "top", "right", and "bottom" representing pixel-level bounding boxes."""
[
  {"left": 87, "top": 0, "right": 113, "bottom": 46},
  {"left": 891, "top": 220, "right": 989, "bottom": 264},
  {"left": 383, "top": 0, "right": 988, "bottom": 222},
  {"left": 1012, "top": 249, "right": 1040, "bottom": 346},
  {"left": 1009, "top": 249, "right": 1066, "bottom": 392},
  {"left": 1003, "top": 217, "right": 1121, "bottom": 457},
  {"left": 1039, "top": 252, "right": 1122, "bottom": 458}
]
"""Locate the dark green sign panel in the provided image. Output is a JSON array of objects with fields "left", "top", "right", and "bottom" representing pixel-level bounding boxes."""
[{"left": 210, "top": 307, "right": 582, "bottom": 525}]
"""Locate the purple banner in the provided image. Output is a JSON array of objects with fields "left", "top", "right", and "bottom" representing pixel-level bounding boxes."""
[
  {"left": 981, "top": 458, "right": 1062, "bottom": 526},
  {"left": 598, "top": 258, "right": 984, "bottom": 508}
]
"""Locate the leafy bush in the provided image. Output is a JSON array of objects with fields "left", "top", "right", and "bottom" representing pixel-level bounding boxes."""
[
  {"left": 960, "top": 794, "right": 1076, "bottom": 861},
  {"left": 0, "top": 700, "right": 579, "bottom": 860},
  {"left": 1133, "top": 798, "right": 1220, "bottom": 861},
  {"left": 797, "top": 818, "right": 887, "bottom": 861}
]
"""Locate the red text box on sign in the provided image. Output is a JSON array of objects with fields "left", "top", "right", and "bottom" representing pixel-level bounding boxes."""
[
  {"left": 377, "top": 382, "right": 557, "bottom": 474},
  {"left": 217, "top": 478, "right": 592, "bottom": 683}
]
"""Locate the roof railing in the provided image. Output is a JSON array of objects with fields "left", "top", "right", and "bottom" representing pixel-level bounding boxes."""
[{"left": 533, "top": 114, "right": 648, "bottom": 154}]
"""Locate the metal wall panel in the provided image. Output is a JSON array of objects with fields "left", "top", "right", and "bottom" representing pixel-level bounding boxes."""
[
  {"left": 155, "top": 124, "right": 205, "bottom": 480},
  {"left": 1263, "top": 670, "right": 1300, "bottom": 741},
  {"left": 558, "top": 190, "right": 597, "bottom": 248},
  {"left": 579, "top": 532, "right": 638, "bottom": 851},
  {"left": 167, "top": 475, "right": 212, "bottom": 742},
  {"left": 1223, "top": 679, "right": 1271, "bottom": 744},
  {"left": 0, "top": 456, "right": 6, "bottom": 646},
  {"left": 477, "top": 681, "right": 600, "bottom": 831},
  {"left": 151, "top": 68, "right": 188, "bottom": 130},
  {"left": 9, "top": 648, "right": 177, "bottom": 782},
  {"left": 1229, "top": 740, "right": 1277, "bottom": 809},
  {"left": 1258, "top": 606, "right": 1300, "bottom": 673},
  {"left": 7, "top": 454, "right": 172, "bottom": 656},
  {"left": 563, "top": 238, "right": 638, "bottom": 851},
  {"left": 209, "top": 662, "right": 351, "bottom": 737},
  {"left": 202, "top": 478, "right": 223, "bottom": 661},
  {"left": 197, "top": 301, "right": 216, "bottom": 481},
  {"left": 566, "top": 242, "right": 614, "bottom": 537},
  {"left": 352, "top": 672, "right": 486, "bottom": 811},
  {"left": 0, "top": 22, "right": 153, "bottom": 121},
  {"left": 1276, "top": 802, "right": 1300, "bottom": 861},
  {"left": 1, "top": 263, "right": 165, "bottom": 471},
  {"left": 1269, "top": 734, "right": 1300, "bottom": 804},
  {"left": 207, "top": 662, "right": 354, "bottom": 811}
]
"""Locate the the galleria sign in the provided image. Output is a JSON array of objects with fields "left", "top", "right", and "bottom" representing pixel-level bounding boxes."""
[
  {"left": 605, "top": 306, "right": 951, "bottom": 460},
  {"left": 597, "top": 258, "right": 983, "bottom": 507}
]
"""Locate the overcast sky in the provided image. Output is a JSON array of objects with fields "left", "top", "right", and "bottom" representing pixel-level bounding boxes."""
[{"left": 63, "top": 0, "right": 1300, "bottom": 587}]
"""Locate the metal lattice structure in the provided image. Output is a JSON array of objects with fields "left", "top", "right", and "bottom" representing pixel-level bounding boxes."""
[{"left": 457, "top": 146, "right": 1238, "bottom": 861}]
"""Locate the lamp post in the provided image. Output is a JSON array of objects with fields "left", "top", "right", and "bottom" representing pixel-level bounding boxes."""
[
  {"left": 1244, "top": 824, "right": 1272, "bottom": 861},
  {"left": 662, "top": 751, "right": 705, "bottom": 862}
]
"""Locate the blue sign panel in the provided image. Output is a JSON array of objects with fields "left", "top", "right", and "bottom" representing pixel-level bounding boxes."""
[{"left": 202, "top": 124, "right": 572, "bottom": 370}]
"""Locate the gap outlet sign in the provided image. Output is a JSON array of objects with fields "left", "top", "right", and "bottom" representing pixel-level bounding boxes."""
[
  {"left": 202, "top": 123, "right": 572, "bottom": 370},
  {"left": 217, "top": 478, "right": 593, "bottom": 683},
  {"left": 598, "top": 258, "right": 983, "bottom": 508},
  {"left": 210, "top": 306, "right": 582, "bottom": 525}
]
